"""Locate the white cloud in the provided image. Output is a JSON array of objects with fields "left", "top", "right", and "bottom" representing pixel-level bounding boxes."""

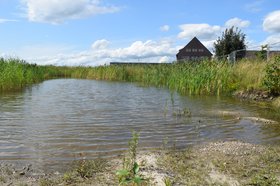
[
  {"left": 107, "top": 40, "right": 176, "bottom": 59},
  {"left": 245, "top": 0, "right": 264, "bottom": 13},
  {"left": 160, "top": 25, "right": 170, "bottom": 32},
  {"left": 91, "top": 39, "right": 110, "bottom": 50},
  {"left": 19, "top": 39, "right": 177, "bottom": 66},
  {"left": 159, "top": 56, "right": 171, "bottom": 63},
  {"left": 263, "top": 10, "right": 280, "bottom": 33},
  {"left": 21, "top": 0, "right": 120, "bottom": 24},
  {"left": 0, "top": 18, "right": 18, "bottom": 23},
  {"left": 225, "top": 17, "right": 250, "bottom": 28},
  {"left": 178, "top": 24, "right": 221, "bottom": 40},
  {"left": 262, "top": 34, "right": 280, "bottom": 49}
]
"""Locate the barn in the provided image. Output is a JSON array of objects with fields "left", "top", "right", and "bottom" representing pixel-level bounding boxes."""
[{"left": 176, "top": 37, "right": 212, "bottom": 61}]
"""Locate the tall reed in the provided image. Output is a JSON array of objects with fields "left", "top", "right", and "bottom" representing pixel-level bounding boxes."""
[{"left": 0, "top": 57, "right": 269, "bottom": 96}]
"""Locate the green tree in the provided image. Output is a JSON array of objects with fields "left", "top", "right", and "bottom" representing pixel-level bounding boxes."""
[{"left": 214, "top": 27, "right": 246, "bottom": 59}]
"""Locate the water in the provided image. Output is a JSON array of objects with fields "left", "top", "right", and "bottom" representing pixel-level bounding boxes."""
[{"left": 0, "top": 79, "right": 279, "bottom": 171}]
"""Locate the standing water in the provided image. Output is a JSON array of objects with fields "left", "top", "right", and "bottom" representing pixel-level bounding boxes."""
[{"left": 0, "top": 79, "right": 279, "bottom": 171}]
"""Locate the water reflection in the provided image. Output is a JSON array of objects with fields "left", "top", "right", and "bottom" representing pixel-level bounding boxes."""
[{"left": 0, "top": 79, "right": 279, "bottom": 171}]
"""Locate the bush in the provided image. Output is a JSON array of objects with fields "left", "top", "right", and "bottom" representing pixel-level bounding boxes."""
[{"left": 263, "top": 56, "right": 280, "bottom": 95}]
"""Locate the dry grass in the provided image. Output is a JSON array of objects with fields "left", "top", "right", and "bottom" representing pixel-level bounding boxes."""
[{"left": 232, "top": 59, "right": 267, "bottom": 91}]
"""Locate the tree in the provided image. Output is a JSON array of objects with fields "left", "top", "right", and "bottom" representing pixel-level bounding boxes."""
[{"left": 214, "top": 27, "right": 246, "bottom": 60}]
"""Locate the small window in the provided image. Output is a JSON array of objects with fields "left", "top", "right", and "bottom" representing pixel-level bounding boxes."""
[
  {"left": 199, "top": 49, "right": 204, "bottom": 52},
  {"left": 186, "top": 49, "right": 191, "bottom": 52},
  {"left": 192, "top": 49, "right": 197, "bottom": 52}
]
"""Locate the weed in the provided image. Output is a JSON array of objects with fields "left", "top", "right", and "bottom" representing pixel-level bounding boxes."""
[
  {"left": 39, "top": 178, "right": 56, "bottom": 186},
  {"left": 163, "top": 177, "right": 173, "bottom": 186},
  {"left": 116, "top": 131, "right": 147, "bottom": 185},
  {"left": 73, "top": 158, "right": 108, "bottom": 178},
  {"left": 0, "top": 176, "right": 6, "bottom": 183},
  {"left": 63, "top": 171, "right": 77, "bottom": 184}
]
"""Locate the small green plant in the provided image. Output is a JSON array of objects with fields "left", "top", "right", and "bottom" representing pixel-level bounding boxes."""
[
  {"left": 116, "top": 131, "right": 146, "bottom": 185},
  {"left": 39, "top": 178, "right": 56, "bottom": 186},
  {"left": 163, "top": 177, "right": 173, "bottom": 186},
  {"left": 73, "top": 158, "right": 108, "bottom": 178},
  {"left": 0, "top": 176, "right": 6, "bottom": 183},
  {"left": 263, "top": 56, "right": 280, "bottom": 95},
  {"left": 63, "top": 171, "right": 77, "bottom": 184}
]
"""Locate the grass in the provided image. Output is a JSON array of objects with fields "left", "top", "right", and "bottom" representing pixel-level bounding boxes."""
[
  {"left": 0, "top": 58, "right": 72, "bottom": 91},
  {"left": 1, "top": 57, "right": 275, "bottom": 97}
]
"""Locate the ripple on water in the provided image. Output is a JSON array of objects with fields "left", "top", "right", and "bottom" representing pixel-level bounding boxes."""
[{"left": 0, "top": 79, "right": 279, "bottom": 171}]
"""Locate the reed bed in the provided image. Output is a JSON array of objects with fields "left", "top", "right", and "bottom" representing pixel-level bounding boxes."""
[
  {"left": 0, "top": 57, "right": 268, "bottom": 96},
  {"left": 68, "top": 60, "right": 266, "bottom": 96}
]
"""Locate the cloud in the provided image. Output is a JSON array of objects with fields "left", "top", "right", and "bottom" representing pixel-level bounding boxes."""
[
  {"left": 0, "top": 18, "right": 18, "bottom": 23},
  {"left": 178, "top": 24, "right": 221, "bottom": 40},
  {"left": 91, "top": 39, "right": 110, "bottom": 50},
  {"left": 21, "top": 0, "right": 120, "bottom": 24},
  {"left": 20, "top": 39, "right": 177, "bottom": 66},
  {"left": 262, "top": 34, "right": 280, "bottom": 49},
  {"left": 225, "top": 17, "right": 250, "bottom": 28},
  {"left": 159, "top": 56, "right": 171, "bottom": 63},
  {"left": 245, "top": 0, "right": 264, "bottom": 13},
  {"left": 107, "top": 40, "right": 176, "bottom": 59},
  {"left": 160, "top": 25, "right": 170, "bottom": 32},
  {"left": 263, "top": 10, "right": 280, "bottom": 33}
]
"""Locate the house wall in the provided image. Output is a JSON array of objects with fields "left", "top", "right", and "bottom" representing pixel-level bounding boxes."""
[{"left": 176, "top": 37, "right": 212, "bottom": 61}]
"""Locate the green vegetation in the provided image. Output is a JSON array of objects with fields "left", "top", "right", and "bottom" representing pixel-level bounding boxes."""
[
  {"left": 263, "top": 56, "right": 280, "bottom": 95},
  {"left": 1, "top": 56, "right": 279, "bottom": 98},
  {"left": 116, "top": 131, "right": 147, "bottom": 185},
  {"left": 214, "top": 26, "right": 246, "bottom": 59},
  {"left": 0, "top": 58, "right": 71, "bottom": 91}
]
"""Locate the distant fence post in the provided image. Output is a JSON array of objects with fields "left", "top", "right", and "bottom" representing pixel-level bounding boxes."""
[{"left": 267, "top": 45, "right": 270, "bottom": 62}]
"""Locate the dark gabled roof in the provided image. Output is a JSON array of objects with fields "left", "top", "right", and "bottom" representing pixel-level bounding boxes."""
[{"left": 178, "top": 37, "right": 212, "bottom": 56}]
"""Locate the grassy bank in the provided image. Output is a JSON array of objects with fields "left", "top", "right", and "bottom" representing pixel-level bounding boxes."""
[
  {"left": 1, "top": 57, "right": 279, "bottom": 97},
  {"left": 0, "top": 58, "right": 73, "bottom": 91},
  {"left": 67, "top": 58, "right": 274, "bottom": 96}
]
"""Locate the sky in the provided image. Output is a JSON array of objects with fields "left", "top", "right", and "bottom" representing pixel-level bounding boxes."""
[{"left": 0, "top": 0, "right": 280, "bottom": 66}]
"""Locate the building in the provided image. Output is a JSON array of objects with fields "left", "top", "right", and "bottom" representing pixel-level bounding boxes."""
[{"left": 176, "top": 37, "right": 212, "bottom": 61}]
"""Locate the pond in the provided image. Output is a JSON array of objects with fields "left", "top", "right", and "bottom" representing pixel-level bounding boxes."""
[{"left": 0, "top": 79, "right": 279, "bottom": 171}]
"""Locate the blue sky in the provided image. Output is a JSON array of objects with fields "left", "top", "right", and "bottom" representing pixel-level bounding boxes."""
[{"left": 1, "top": 0, "right": 280, "bottom": 66}]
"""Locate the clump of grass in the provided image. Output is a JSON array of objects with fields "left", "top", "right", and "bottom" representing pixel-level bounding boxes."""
[
  {"left": 39, "top": 178, "right": 57, "bottom": 186},
  {"left": 60, "top": 157, "right": 108, "bottom": 185},
  {"left": 0, "top": 175, "right": 6, "bottom": 183},
  {"left": 73, "top": 158, "right": 108, "bottom": 178}
]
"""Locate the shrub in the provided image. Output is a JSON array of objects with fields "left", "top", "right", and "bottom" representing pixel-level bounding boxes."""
[{"left": 263, "top": 56, "right": 280, "bottom": 95}]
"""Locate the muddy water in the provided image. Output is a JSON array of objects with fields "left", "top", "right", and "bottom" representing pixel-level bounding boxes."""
[{"left": 0, "top": 79, "right": 279, "bottom": 171}]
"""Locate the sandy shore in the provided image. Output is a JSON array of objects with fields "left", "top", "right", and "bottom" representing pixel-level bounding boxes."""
[{"left": 1, "top": 141, "right": 280, "bottom": 186}]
